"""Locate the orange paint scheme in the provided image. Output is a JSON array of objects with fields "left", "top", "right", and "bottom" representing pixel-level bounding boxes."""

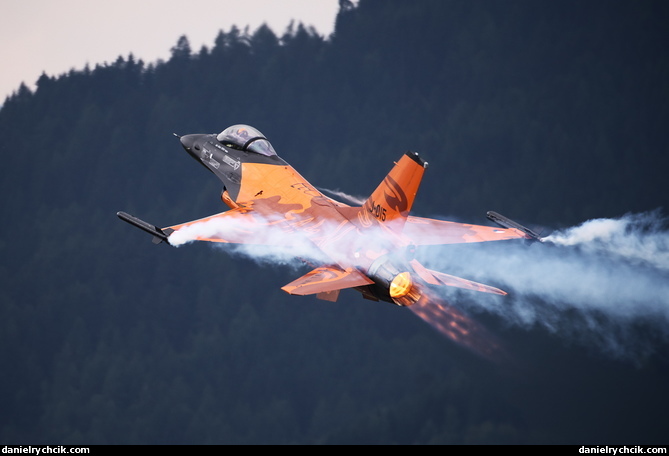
[
  {"left": 164, "top": 146, "right": 530, "bottom": 305},
  {"left": 119, "top": 125, "right": 540, "bottom": 359}
]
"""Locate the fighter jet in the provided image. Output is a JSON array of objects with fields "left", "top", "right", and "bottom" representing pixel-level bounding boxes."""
[
  {"left": 118, "top": 125, "right": 542, "bottom": 356},
  {"left": 119, "top": 124, "right": 541, "bottom": 306}
]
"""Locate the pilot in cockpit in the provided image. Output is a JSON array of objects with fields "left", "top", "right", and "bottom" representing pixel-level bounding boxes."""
[{"left": 235, "top": 127, "right": 250, "bottom": 142}]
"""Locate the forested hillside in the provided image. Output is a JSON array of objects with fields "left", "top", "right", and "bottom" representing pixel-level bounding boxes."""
[{"left": 1, "top": 0, "right": 668, "bottom": 444}]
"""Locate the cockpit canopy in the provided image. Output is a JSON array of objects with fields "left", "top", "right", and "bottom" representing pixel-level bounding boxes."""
[{"left": 216, "top": 124, "right": 277, "bottom": 157}]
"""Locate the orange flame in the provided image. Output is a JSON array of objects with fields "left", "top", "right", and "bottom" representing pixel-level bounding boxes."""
[{"left": 409, "top": 292, "right": 506, "bottom": 361}]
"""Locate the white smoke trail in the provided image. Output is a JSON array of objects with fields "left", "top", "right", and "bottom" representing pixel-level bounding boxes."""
[
  {"left": 420, "top": 211, "right": 669, "bottom": 360},
  {"left": 167, "top": 212, "right": 333, "bottom": 269},
  {"left": 544, "top": 210, "right": 669, "bottom": 272},
  {"left": 166, "top": 206, "right": 393, "bottom": 271},
  {"left": 317, "top": 187, "right": 366, "bottom": 206}
]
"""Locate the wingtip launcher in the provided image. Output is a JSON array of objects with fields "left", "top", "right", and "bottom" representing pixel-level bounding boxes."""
[{"left": 117, "top": 211, "right": 174, "bottom": 244}]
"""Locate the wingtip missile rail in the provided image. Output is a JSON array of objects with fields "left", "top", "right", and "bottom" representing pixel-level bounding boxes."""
[{"left": 117, "top": 211, "right": 173, "bottom": 244}]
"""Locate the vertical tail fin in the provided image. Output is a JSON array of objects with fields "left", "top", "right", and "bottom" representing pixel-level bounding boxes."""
[{"left": 362, "top": 151, "right": 428, "bottom": 233}]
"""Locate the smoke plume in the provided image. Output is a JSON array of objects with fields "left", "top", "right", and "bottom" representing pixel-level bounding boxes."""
[
  {"left": 167, "top": 205, "right": 669, "bottom": 361},
  {"left": 420, "top": 211, "right": 669, "bottom": 361}
]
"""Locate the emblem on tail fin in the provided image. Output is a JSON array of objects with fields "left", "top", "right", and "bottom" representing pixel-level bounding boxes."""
[{"left": 382, "top": 175, "right": 409, "bottom": 216}]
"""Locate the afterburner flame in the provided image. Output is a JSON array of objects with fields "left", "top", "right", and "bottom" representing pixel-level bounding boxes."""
[
  {"left": 390, "top": 272, "right": 413, "bottom": 298},
  {"left": 389, "top": 272, "right": 422, "bottom": 306},
  {"left": 409, "top": 292, "right": 506, "bottom": 361}
]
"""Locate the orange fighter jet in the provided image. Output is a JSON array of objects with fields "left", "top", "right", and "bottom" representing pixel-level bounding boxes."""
[{"left": 118, "top": 124, "right": 541, "bottom": 308}]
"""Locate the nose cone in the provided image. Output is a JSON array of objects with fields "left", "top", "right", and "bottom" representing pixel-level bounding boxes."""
[{"left": 179, "top": 134, "right": 199, "bottom": 152}]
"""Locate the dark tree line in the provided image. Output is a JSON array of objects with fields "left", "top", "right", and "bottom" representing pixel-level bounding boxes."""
[{"left": 1, "top": 0, "right": 668, "bottom": 444}]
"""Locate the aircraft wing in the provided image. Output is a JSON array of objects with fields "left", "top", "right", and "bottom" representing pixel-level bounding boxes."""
[
  {"left": 410, "top": 259, "right": 507, "bottom": 295},
  {"left": 402, "top": 215, "right": 528, "bottom": 245},
  {"left": 164, "top": 207, "right": 290, "bottom": 246}
]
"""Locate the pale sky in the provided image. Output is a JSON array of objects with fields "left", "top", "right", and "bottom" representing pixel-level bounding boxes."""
[{"left": 1, "top": 0, "right": 342, "bottom": 101}]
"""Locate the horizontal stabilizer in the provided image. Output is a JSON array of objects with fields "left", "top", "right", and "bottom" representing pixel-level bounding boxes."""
[
  {"left": 282, "top": 265, "right": 374, "bottom": 300},
  {"left": 410, "top": 259, "right": 507, "bottom": 296},
  {"left": 117, "top": 211, "right": 173, "bottom": 244},
  {"left": 486, "top": 211, "right": 543, "bottom": 242}
]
